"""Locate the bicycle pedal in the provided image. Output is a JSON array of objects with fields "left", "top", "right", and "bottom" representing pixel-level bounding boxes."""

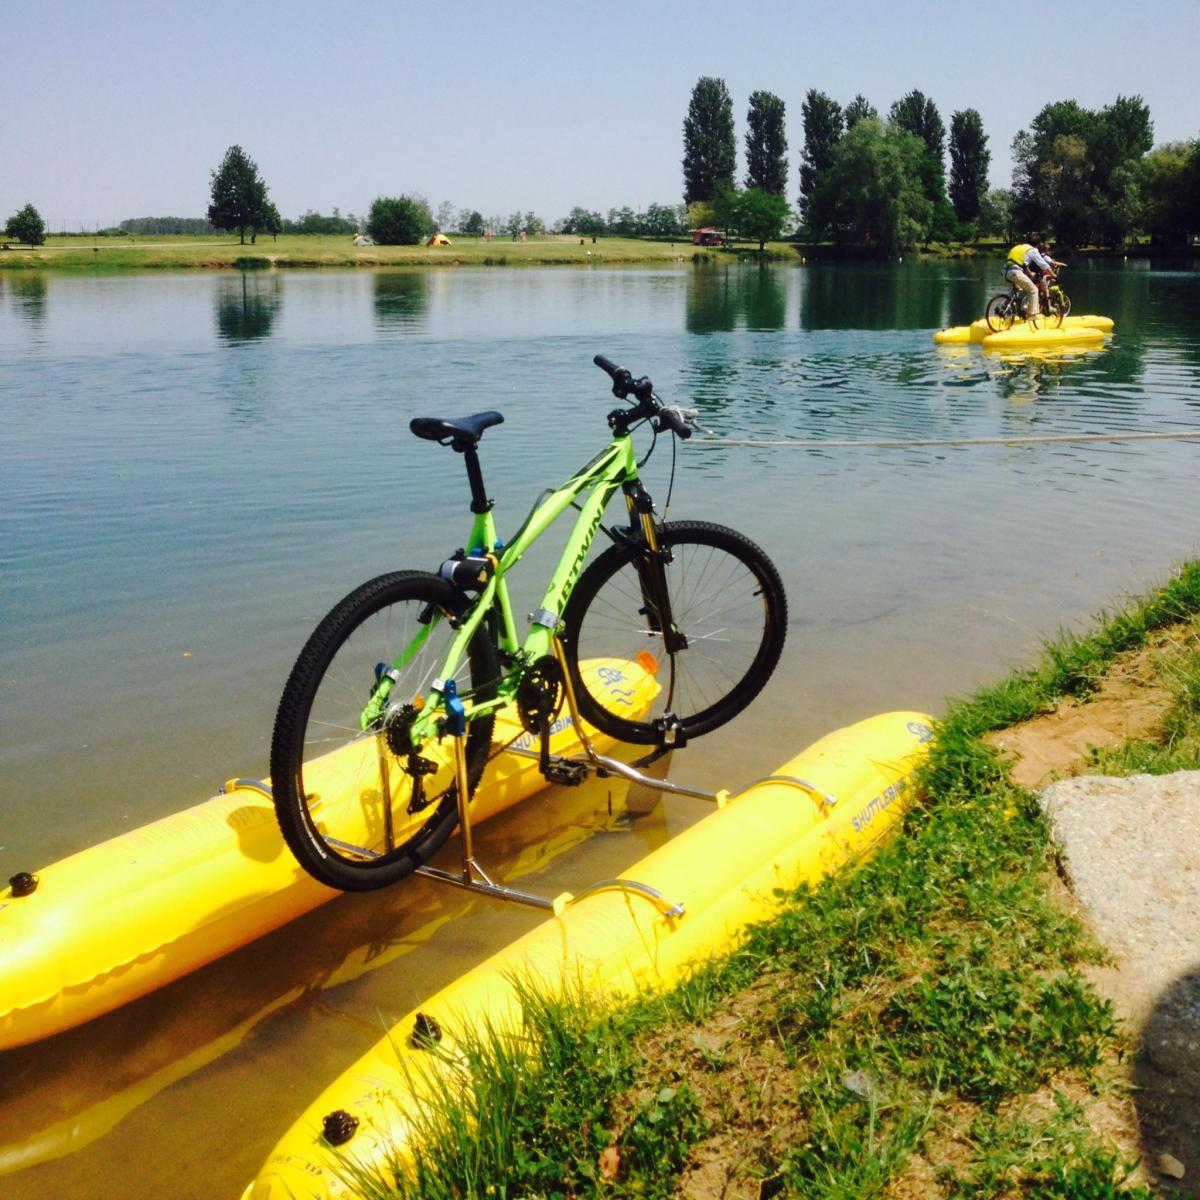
[{"left": 542, "top": 757, "right": 591, "bottom": 787}]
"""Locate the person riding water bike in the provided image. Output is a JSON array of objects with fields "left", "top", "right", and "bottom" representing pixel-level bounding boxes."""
[
  {"left": 1003, "top": 233, "right": 1061, "bottom": 322},
  {"left": 1028, "top": 238, "right": 1067, "bottom": 311}
]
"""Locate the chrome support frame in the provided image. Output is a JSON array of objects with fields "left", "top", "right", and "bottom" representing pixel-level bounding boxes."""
[{"left": 406, "top": 638, "right": 836, "bottom": 918}]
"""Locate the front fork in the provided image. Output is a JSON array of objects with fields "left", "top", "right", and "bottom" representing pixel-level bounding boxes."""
[{"left": 623, "top": 481, "right": 687, "bottom": 655}]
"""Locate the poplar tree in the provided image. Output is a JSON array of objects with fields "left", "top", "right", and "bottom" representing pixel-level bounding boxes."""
[
  {"left": 949, "top": 109, "right": 990, "bottom": 223},
  {"left": 845, "top": 95, "right": 878, "bottom": 129},
  {"left": 682, "top": 77, "right": 737, "bottom": 204},
  {"left": 744, "top": 91, "right": 788, "bottom": 195},
  {"left": 798, "top": 90, "right": 844, "bottom": 239},
  {"left": 889, "top": 90, "right": 947, "bottom": 202}
]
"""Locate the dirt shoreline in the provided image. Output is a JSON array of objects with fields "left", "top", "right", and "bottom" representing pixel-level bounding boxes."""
[{"left": 985, "top": 630, "right": 1200, "bottom": 1192}]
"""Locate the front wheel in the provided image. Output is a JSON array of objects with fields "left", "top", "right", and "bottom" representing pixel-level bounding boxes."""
[
  {"left": 1047, "top": 288, "right": 1071, "bottom": 323},
  {"left": 561, "top": 521, "right": 787, "bottom": 744},
  {"left": 270, "top": 572, "right": 498, "bottom": 892},
  {"left": 985, "top": 293, "right": 1014, "bottom": 333}
]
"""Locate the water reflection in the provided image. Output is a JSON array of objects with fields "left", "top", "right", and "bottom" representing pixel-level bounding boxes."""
[
  {"left": 7, "top": 272, "right": 48, "bottom": 330},
  {"left": 685, "top": 265, "right": 787, "bottom": 333},
  {"left": 214, "top": 273, "right": 282, "bottom": 342},
  {"left": 373, "top": 270, "right": 428, "bottom": 331},
  {"left": 801, "top": 263, "right": 949, "bottom": 330}
]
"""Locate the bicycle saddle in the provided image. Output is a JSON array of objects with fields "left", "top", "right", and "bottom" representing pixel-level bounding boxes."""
[{"left": 409, "top": 411, "right": 504, "bottom": 449}]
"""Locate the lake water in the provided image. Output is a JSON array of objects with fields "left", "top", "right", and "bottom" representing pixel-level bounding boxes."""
[{"left": 2, "top": 259, "right": 1199, "bottom": 1197}]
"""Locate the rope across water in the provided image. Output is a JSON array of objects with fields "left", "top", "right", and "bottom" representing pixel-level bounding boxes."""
[{"left": 691, "top": 431, "right": 1200, "bottom": 450}]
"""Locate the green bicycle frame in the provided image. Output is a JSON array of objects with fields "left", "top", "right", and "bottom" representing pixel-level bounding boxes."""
[{"left": 362, "top": 430, "right": 647, "bottom": 743}]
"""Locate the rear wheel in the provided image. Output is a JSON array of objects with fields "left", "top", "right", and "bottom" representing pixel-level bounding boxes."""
[
  {"left": 271, "top": 572, "right": 498, "bottom": 892},
  {"left": 561, "top": 521, "right": 786, "bottom": 744},
  {"left": 985, "top": 293, "right": 1014, "bottom": 333}
]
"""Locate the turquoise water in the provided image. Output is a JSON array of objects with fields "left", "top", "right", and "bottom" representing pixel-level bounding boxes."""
[
  {"left": 2, "top": 260, "right": 1199, "bottom": 1199},
  {"left": 3, "top": 260, "right": 1200, "bottom": 876}
]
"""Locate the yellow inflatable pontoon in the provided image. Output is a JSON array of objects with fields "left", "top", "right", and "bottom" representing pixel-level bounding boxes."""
[
  {"left": 243, "top": 710, "right": 933, "bottom": 1200},
  {"left": 0, "top": 659, "right": 657, "bottom": 1050},
  {"left": 933, "top": 314, "right": 1114, "bottom": 345}
]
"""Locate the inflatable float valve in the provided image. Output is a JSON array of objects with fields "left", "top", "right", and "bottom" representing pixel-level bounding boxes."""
[
  {"left": 8, "top": 872, "right": 38, "bottom": 897},
  {"left": 321, "top": 1110, "right": 359, "bottom": 1146},
  {"left": 411, "top": 1011, "right": 443, "bottom": 1048}
]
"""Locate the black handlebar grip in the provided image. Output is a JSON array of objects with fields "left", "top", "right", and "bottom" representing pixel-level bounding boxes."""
[
  {"left": 593, "top": 355, "right": 621, "bottom": 378},
  {"left": 658, "top": 409, "right": 692, "bottom": 439}
]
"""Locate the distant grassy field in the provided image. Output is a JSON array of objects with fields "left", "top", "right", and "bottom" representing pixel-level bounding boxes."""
[{"left": 0, "top": 233, "right": 799, "bottom": 271}]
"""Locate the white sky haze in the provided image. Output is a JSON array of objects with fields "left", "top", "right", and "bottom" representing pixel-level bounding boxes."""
[{"left": 6, "top": 0, "right": 1198, "bottom": 230}]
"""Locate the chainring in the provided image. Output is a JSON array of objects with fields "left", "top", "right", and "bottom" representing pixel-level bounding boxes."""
[{"left": 516, "top": 655, "right": 566, "bottom": 735}]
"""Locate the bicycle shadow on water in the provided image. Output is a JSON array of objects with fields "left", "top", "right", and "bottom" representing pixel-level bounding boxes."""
[{"left": 0, "top": 760, "right": 674, "bottom": 1194}]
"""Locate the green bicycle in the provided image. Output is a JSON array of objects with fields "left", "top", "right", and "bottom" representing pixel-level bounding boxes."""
[{"left": 270, "top": 356, "right": 787, "bottom": 893}]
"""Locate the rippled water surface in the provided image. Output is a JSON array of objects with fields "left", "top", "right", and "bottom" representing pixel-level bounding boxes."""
[{"left": 2, "top": 260, "right": 1198, "bottom": 1197}]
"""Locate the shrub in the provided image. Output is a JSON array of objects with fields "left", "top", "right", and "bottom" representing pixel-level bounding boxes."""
[{"left": 367, "top": 196, "right": 433, "bottom": 246}]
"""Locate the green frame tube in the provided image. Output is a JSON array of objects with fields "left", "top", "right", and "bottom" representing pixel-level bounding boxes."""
[{"left": 387, "top": 435, "right": 641, "bottom": 742}]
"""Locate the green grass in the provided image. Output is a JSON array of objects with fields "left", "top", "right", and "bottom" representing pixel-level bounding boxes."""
[
  {"left": 0, "top": 233, "right": 801, "bottom": 272},
  {"left": 341, "top": 561, "right": 1200, "bottom": 1198}
]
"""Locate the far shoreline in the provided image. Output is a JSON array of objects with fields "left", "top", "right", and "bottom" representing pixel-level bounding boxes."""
[{"left": 1, "top": 232, "right": 1189, "bottom": 273}]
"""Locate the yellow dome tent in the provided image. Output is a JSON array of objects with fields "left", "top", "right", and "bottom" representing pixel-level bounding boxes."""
[{"left": 427, "top": 233, "right": 452, "bottom": 246}]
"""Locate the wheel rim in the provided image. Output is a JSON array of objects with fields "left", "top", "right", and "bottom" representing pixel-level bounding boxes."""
[
  {"left": 570, "top": 537, "right": 775, "bottom": 734},
  {"left": 293, "top": 596, "right": 476, "bottom": 870}
]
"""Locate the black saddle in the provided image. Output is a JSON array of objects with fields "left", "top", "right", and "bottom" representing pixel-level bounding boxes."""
[{"left": 409, "top": 411, "right": 504, "bottom": 450}]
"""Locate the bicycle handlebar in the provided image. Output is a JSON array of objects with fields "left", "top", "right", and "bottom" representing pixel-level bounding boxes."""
[{"left": 593, "top": 354, "right": 692, "bottom": 439}]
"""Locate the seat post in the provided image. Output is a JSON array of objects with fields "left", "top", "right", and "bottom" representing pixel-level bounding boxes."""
[{"left": 459, "top": 443, "right": 493, "bottom": 514}]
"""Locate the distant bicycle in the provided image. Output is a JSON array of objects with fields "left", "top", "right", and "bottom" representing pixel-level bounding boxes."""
[{"left": 985, "top": 266, "right": 1071, "bottom": 332}]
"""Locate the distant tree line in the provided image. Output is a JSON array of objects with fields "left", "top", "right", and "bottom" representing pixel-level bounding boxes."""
[
  {"left": 681, "top": 77, "right": 1200, "bottom": 254},
  {"left": 119, "top": 216, "right": 216, "bottom": 235}
]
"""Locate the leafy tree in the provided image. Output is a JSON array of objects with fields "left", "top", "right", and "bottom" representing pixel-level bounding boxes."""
[
  {"left": 259, "top": 200, "right": 282, "bottom": 243},
  {"left": 607, "top": 206, "right": 638, "bottom": 236},
  {"left": 561, "top": 207, "right": 605, "bottom": 236},
  {"left": 1089, "top": 96, "right": 1154, "bottom": 244},
  {"left": 979, "top": 188, "right": 1015, "bottom": 241},
  {"left": 283, "top": 209, "right": 358, "bottom": 235},
  {"left": 5, "top": 203, "right": 47, "bottom": 246},
  {"left": 685, "top": 199, "right": 717, "bottom": 234},
  {"left": 822, "top": 117, "right": 931, "bottom": 255},
  {"left": 682, "top": 77, "right": 736, "bottom": 204},
  {"left": 949, "top": 109, "right": 990, "bottom": 224},
  {"left": 1011, "top": 100, "right": 1094, "bottom": 236},
  {"left": 1141, "top": 141, "right": 1197, "bottom": 247},
  {"left": 523, "top": 211, "right": 546, "bottom": 236},
  {"left": 845, "top": 95, "right": 877, "bottom": 129},
  {"left": 639, "top": 202, "right": 687, "bottom": 239},
  {"left": 798, "top": 89, "right": 844, "bottom": 240},
  {"left": 718, "top": 187, "right": 793, "bottom": 252},
  {"left": 458, "top": 209, "right": 486, "bottom": 237},
  {"left": 745, "top": 91, "right": 788, "bottom": 194},
  {"left": 436, "top": 201, "right": 455, "bottom": 232},
  {"left": 207, "top": 145, "right": 273, "bottom": 245},
  {"left": 366, "top": 195, "right": 433, "bottom": 245}
]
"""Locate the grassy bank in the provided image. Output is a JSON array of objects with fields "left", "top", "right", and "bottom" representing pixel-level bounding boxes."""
[
  {"left": 345, "top": 561, "right": 1200, "bottom": 1199},
  {"left": 0, "top": 233, "right": 799, "bottom": 272}
]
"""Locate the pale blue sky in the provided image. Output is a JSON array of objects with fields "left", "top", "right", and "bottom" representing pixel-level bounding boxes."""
[{"left": 6, "top": 0, "right": 1198, "bottom": 230}]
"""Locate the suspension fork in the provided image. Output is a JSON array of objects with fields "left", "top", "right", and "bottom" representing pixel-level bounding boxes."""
[{"left": 623, "top": 481, "right": 687, "bottom": 655}]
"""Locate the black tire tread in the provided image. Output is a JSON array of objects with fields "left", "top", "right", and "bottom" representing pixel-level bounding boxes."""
[
  {"left": 561, "top": 521, "right": 786, "bottom": 744},
  {"left": 271, "top": 571, "right": 497, "bottom": 891}
]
